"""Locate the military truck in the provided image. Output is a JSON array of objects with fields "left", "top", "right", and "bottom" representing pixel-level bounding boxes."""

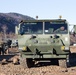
[{"left": 16, "top": 19, "right": 70, "bottom": 68}]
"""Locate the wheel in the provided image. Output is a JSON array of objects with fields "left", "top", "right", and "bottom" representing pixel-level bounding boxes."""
[
  {"left": 20, "top": 58, "right": 34, "bottom": 68},
  {"left": 58, "top": 59, "right": 67, "bottom": 68}
]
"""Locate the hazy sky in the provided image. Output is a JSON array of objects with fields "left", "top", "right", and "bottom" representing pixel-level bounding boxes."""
[{"left": 0, "top": 0, "right": 76, "bottom": 25}]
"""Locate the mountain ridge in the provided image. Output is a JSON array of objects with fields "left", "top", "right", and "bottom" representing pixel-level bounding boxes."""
[{"left": 0, "top": 12, "right": 34, "bottom": 33}]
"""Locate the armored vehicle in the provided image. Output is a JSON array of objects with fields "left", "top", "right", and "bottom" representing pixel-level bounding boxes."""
[{"left": 16, "top": 19, "right": 70, "bottom": 68}]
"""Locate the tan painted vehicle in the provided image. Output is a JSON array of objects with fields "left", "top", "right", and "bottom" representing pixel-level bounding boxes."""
[{"left": 16, "top": 18, "right": 70, "bottom": 68}]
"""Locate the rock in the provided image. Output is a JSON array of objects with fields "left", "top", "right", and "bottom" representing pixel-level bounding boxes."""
[
  {"left": 13, "top": 58, "right": 19, "bottom": 65},
  {"left": 1, "top": 59, "right": 7, "bottom": 64}
]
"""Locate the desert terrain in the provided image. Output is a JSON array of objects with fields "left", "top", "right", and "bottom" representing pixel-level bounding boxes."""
[{"left": 0, "top": 46, "right": 76, "bottom": 75}]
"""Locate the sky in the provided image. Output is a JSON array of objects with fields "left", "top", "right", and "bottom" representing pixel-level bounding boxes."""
[{"left": 0, "top": 0, "right": 76, "bottom": 30}]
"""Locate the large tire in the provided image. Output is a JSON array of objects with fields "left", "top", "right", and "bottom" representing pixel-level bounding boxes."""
[
  {"left": 58, "top": 59, "right": 67, "bottom": 68},
  {"left": 20, "top": 58, "right": 34, "bottom": 68},
  {"left": 51, "top": 59, "right": 58, "bottom": 65}
]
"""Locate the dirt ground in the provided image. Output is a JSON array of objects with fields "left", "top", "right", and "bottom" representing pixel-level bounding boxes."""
[{"left": 0, "top": 47, "right": 76, "bottom": 75}]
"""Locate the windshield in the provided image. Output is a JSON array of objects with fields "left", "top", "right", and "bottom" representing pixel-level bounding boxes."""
[
  {"left": 45, "top": 22, "right": 68, "bottom": 34},
  {"left": 20, "top": 22, "right": 43, "bottom": 34}
]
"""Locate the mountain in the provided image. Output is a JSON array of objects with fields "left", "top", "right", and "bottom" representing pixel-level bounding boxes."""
[{"left": 0, "top": 12, "right": 34, "bottom": 33}]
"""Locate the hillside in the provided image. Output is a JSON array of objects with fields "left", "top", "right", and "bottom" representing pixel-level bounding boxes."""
[{"left": 0, "top": 13, "right": 34, "bottom": 33}]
